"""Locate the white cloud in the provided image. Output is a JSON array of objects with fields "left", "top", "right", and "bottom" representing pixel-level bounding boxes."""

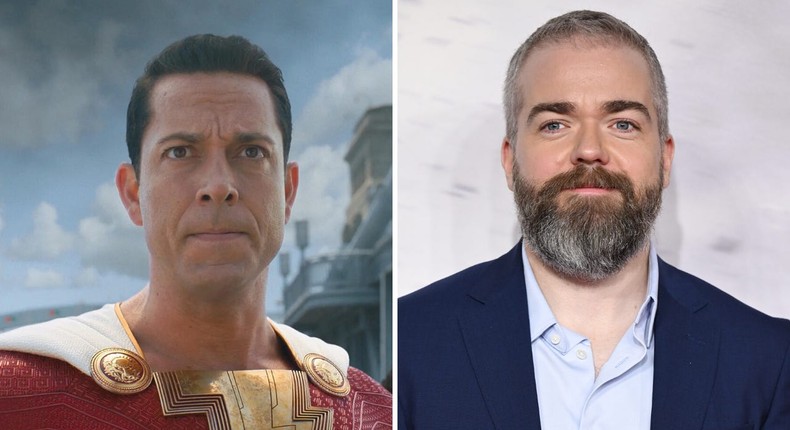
[
  {"left": 284, "top": 49, "right": 391, "bottom": 257},
  {"left": 78, "top": 183, "right": 148, "bottom": 279},
  {"left": 9, "top": 202, "right": 74, "bottom": 260},
  {"left": 25, "top": 268, "right": 66, "bottom": 289},
  {"left": 287, "top": 144, "right": 349, "bottom": 254},
  {"left": 0, "top": 35, "right": 101, "bottom": 148},
  {"left": 74, "top": 266, "right": 100, "bottom": 287},
  {"left": 293, "top": 49, "right": 392, "bottom": 148},
  {"left": 0, "top": 9, "right": 130, "bottom": 148}
]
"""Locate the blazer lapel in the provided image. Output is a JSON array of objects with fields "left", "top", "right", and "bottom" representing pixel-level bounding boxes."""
[
  {"left": 651, "top": 260, "right": 720, "bottom": 429},
  {"left": 457, "top": 244, "right": 542, "bottom": 430}
]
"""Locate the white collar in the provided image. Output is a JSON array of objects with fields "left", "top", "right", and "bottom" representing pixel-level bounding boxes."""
[{"left": 0, "top": 303, "right": 349, "bottom": 376}]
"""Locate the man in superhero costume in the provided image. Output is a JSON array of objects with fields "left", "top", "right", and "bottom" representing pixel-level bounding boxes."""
[{"left": 0, "top": 34, "right": 392, "bottom": 429}]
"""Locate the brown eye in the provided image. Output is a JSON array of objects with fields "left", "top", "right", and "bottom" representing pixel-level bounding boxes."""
[
  {"left": 165, "top": 146, "right": 190, "bottom": 159},
  {"left": 243, "top": 146, "right": 264, "bottom": 158}
]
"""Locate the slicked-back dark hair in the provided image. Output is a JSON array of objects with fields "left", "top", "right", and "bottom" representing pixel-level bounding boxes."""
[{"left": 126, "top": 34, "right": 292, "bottom": 178}]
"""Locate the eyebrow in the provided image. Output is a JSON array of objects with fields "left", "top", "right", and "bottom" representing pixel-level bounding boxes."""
[
  {"left": 235, "top": 132, "right": 276, "bottom": 146},
  {"left": 525, "top": 99, "right": 652, "bottom": 124},
  {"left": 156, "top": 131, "right": 277, "bottom": 146},
  {"left": 526, "top": 102, "right": 576, "bottom": 124},
  {"left": 602, "top": 100, "right": 652, "bottom": 121},
  {"left": 157, "top": 132, "right": 201, "bottom": 146}
]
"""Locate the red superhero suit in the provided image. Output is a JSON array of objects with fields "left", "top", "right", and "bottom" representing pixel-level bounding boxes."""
[{"left": 0, "top": 304, "right": 392, "bottom": 429}]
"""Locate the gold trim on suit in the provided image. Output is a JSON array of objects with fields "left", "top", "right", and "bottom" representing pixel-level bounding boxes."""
[{"left": 153, "top": 369, "right": 332, "bottom": 430}]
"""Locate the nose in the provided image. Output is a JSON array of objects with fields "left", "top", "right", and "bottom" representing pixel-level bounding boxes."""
[
  {"left": 570, "top": 124, "right": 609, "bottom": 166},
  {"left": 196, "top": 156, "right": 239, "bottom": 205}
]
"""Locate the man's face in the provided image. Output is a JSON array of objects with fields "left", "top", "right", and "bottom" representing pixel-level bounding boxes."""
[
  {"left": 501, "top": 41, "right": 674, "bottom": 280},
  {"left": 117, "top": 72, "right": 298, "bottom": 295}
]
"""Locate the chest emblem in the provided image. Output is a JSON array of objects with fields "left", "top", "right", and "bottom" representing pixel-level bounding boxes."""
[
  {"left": 90, "top": 347, "right": 153, "bottom": 395},
  {"left": 154, "top": 369, "right": 332, "bottom": 430}
]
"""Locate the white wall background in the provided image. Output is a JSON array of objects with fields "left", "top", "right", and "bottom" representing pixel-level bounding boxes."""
[{"left": 397, "top": 0, "right": 790, "bottom": 318}]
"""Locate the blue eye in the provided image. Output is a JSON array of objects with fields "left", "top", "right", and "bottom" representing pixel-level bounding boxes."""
[
  {"left": 615, "top": 121, "right": 634, "bottom": 131},
  {"left": 543, "top": 122, "right": 565, "bottom": 132}
]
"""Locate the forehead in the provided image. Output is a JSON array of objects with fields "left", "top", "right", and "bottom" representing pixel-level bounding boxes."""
[
  {"left": 145, "top": 72, "right": 280, "bottom": 142},
  {"left": 518, "top": 41, "right": 654, "bottom": 112}
]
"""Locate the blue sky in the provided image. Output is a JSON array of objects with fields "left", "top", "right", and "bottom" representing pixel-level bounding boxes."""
[{"left": 0, "top": 0, "right": 392, "bottom": 317}]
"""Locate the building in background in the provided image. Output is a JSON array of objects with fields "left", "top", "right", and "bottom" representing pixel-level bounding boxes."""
[{"left": 282, "top": 105, "right": 392, "bottom": 382}]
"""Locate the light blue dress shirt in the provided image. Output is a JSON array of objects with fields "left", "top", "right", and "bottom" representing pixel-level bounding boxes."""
[{"left": 523, "top": 245, "right": 659, "bottom": 430}]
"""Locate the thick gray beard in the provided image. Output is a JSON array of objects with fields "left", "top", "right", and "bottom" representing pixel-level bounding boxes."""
[{"left": 513, "top": 163, "right": 663, "bottom": 282}]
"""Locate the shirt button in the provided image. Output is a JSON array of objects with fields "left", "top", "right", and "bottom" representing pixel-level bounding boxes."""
[
  {"left": 576, "top": 349, "right": 587, "bottom": 360},
  {"left": 550, "top": 334, "right": 561, "bottom": 345}
]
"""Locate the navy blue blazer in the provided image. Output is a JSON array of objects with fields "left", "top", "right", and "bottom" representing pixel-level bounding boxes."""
[{"left": 398, "top": 243, "right": 790, "bottom": 429}]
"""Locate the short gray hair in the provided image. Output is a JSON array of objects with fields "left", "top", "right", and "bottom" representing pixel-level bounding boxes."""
[{"left": 504, "top": 10, "right": 669, "bottom": 143}]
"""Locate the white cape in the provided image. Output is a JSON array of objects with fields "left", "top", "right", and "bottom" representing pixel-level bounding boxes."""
[{"left": 0, "top": 304, "right": 349, "bottom": 377}]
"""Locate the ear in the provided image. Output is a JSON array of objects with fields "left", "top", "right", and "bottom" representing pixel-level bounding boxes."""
[
  {"left": 283, "top": 161, "right": 299, "bottom": 223},
  {"left": 116, "top": 163, "right": 143, "bottom": 226},
  {"left": 661, "top": 134, "right": 675, "bottom": 189},
  {"left": 501, "top": 138, "right": 516, "bottom": 191}
]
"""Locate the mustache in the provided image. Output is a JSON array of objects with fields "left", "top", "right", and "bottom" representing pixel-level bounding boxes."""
[{"left": 537, "top": 165, "right": 635, "bottom": 198}]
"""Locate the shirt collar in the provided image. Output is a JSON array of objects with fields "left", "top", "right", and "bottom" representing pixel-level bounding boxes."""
[
  {"left": 522, "top": 242, "right": 659, "bottom": 347},
  {"left": 523, "top": 245, "right": 556, "bottom": 343},
  {"left": 642, "top": 245, "right": 659, "bottom": 347}
]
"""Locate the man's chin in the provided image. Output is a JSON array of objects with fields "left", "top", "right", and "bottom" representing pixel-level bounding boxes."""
[{"left": 177, "top": 261, "right": 259, "bottom": 290}]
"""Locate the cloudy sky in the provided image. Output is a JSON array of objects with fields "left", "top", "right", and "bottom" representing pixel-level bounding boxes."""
[
  {"left": 398, "top": 0, "right": 790, "bottom": 318},
  {"left": 0, "top": 1, "right": 392, "bottom": 317}
]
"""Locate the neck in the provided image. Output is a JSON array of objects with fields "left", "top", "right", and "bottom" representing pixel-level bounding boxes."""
[
  {"left": 120, "top": 274, "right": 294, "bottom": 372},
  {"left": 526, "top": 243, "right": 651, "bottom": 345}
]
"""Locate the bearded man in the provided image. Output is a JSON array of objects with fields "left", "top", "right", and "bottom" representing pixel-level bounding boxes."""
[{"left": 398, "top": 10, "right": 790, "bottom": 430}]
